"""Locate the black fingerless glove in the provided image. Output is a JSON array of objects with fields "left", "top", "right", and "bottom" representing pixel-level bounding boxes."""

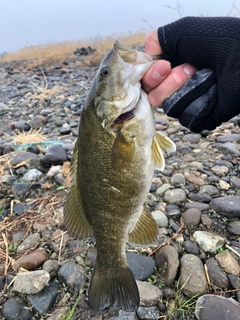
[{"left": 158, "top": 16, "right": 240, "bottom": 132}]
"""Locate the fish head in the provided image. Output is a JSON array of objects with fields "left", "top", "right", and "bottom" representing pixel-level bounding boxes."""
[{"left": 87, "top": 40, "right": 154, "bottom": 130}]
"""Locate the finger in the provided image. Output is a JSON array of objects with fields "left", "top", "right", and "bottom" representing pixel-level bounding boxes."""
[
  {"left": 144, "top": 30, "right": 163, "bottom": 55},
  {"left": 148, "top": 63, "right": 198, "bottom": 107},
  {"left": 142, "top": 60, "right": 171, "bottom": 93}
]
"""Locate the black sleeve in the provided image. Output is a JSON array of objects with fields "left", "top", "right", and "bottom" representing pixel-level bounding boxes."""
[{"left": 157, "top": 16, "right": 240, "bottom": 132}]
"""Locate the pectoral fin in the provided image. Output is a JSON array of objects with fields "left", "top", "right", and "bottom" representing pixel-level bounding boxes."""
[
  {"left": 64, "top": 140, "right": 93, "bottom": 238},
  {"left": 152, "top": 132, "right": 176, "bottom": 171},
  {"left": 128, "top": 205, "right": 158, "bottom": 244}
]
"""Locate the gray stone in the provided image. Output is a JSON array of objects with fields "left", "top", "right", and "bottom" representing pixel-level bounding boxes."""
[
  {"left": 154, "top": 245, "right": 179, "bottom": 286},
  {"left": 163, "top": 188, "right": 187, "bottom": 205},
  {"left": 127, "top": 252, "right": 155, "bottom": 281},
  {"left": 105, "top": 309, "right": 138, "bottom": 320},
  {"left": 182, "top": 240, "right": 200, "bottom": 255},
  {"left": 211, "top": 165, "right": 229, "bottom": 177},
  {"left": 13, "top": 270, "right": 50, "bottom": 294},
  {"left": 156, "top": 183, "right": 171, "bottom": 195},
  {"left": 58, "top": 262, "right": 86, "bottom": 293},
  {"left": 184, "top": 202, "right": 210, "bottom": 211},
  {"left": 228, "top": 274, "right": 240, "bottom": 289},
  {"left": 42, "top": 260, "right": 59, "bottom": 278},
  {"left": 180, "top": 254, "right": 207, "bottom": 297},
  {"left": 27, "top": 281, "right": 59, "bottom": 315},
  {"left": 231, "top": 176, "right": 240, "bottom": 188},
  {"left": 85, "top": 247, "right": 97, "bottom": 268},
  {"left": 151, "top": 210, "right": 168, "bottom": 227},
  {"left": 215, "top": 142, "right": 240, "bottom": 155},
  {"left": 17, "top": 233, "right": 40, "bottom": 253},
  {"left": 206, "top": 258, "right": 229, "bottom": 288},
  {"left": 170, "top": 173, "right": 186, "bottom": 186},
  {"left": 200, "top": 185, "right": 219, "bottom": 196},
  {"left": 22, "top": 168, "right": 43, "bottom": 181},
  {"left": 215, "top": 251, "right": 240, "bottom": 275},
  {"left": 190, "top": 193, "right": 212, "bottom": 203},
  {"left": 41, "top": 144, "right": 68, "bottom": 167},
  {"left": 195, "top": 294, "right": 240, "bottom": 320},
  {"left": 136, "top": 280, "right": 162, "bottom": 306},
  {"left": 227, "top": 221, "right": 240, "bottom": 235},
  {"left": 2, "top": 297, "right": 34, "bottom": 320},
  {"left": 10, "top": 151, "right": 40, "bottom": 166},
  {"left": 211, "top": 196, "right": 240, "bottom": 218},
  {"left": 193, "top": 231, "right": 225, "bottom": 253},
  {"left": 216, "top": 134, "right": 240, "bottom": 143},
  {"left": 181, "top": 208, "right": 201, "bottom": 227},
  {"left": 182, "top": 133, "right": 201, "bottom": 143},
  {"left": 137, "top": 306, "right": 161, "bottom": 319},
  {"left": 30, "top": 115, "right": 46, "bottom": 129}
]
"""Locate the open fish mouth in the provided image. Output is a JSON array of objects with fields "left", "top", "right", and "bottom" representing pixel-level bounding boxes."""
[{"left": 113, "top": 109, "right": 135, "bottom": 124}]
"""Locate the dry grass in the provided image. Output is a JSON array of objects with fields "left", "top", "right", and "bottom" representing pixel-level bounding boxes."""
[{"left": 0, "top": 30, "right": 147, "bottom": 69}]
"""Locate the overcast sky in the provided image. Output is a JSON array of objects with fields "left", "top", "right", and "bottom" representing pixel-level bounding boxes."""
[{"left": 0, "top": 0, "right": 238, "bottom": 53}]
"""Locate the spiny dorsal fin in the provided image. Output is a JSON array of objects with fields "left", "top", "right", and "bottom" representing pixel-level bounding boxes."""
[
  {"left": 128, "top": 205, "right": 158, "bottom": 244},
  {"left": 152, "top": 132, "right": 176, "bottom": 171},
  {"left": 64, "top": 139, "right": 93, "bottom": 238}
]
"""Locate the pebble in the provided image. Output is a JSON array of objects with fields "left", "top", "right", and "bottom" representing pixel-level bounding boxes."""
[
  {"left": 200, "top": 185, "right": 219, "bottom": 196},
  {"left": 22, "top": 168, "right": 43, "bottom": 181},
  {"left": 181, "top": 208, "right": 201, "bottom": 227},
  {"left": 154, "top": 245, "right": 179, "bottom": 286},
  {"left": 211, "top": 165, "right": 229, "bottom": 177},
  {"left": 136, "top": 280, "right": 162, "bottom": 306},
  {"left": 182, "top": 240, "right": 200, "bottom": 255},
  {"left": 163, "top": 188, "right": 187, "bottom": 205},
  {"left": 42, "top": 260, "right": 59, "bottom": 278},
  {"left": 227, "top": 221, "right": 240, "bottom": 235},
  {"left": 2, "top": 296, "right": 34, "bottom": 320},
  {"left": 211, "top": 196, "right": 240, "bottom": 218},
  {"left": 184, "top": 172, "right": 205, "bottom": 186},
  {"left": 13, "top": 270, "right": 50, "bottom": 294},
  {"left": 27, "top": 281, "right": 59, "bottom": 315},
  {"left": 58, "top": 262, "right": 86, "bottom": 293},
  {"left": 151, "top": 210, "right": 168, "bottom": 227},
  {"left": 17, "top": 233, "right": 40, "bottom": 253},
  {"left": 206, "top": 257, "right": 229, "bottom": 288},
  {"left": 180, "top": 254, "right": 208, "bottom": 296},
  {"left": 41, "top": 144, "right": 68, "bottom": 167},
  {"left": 215, "top": 251, "right": 240, "bottom": 275},
  {"left": 13, "top": 248, "right": 49, "bottom": 271},
  {"left": 193, "top": 231, "right": 225, "bottom": 253},
  {"left": 215, "top": 142, "right": 240, "bottom": 154},
  {"left": 137, "top": 306, "right": 161, "bottom": 319},
  {"left": 195, "top": 294, "right": 240, "bottom": 320},
  {"left": 170, "top": 173, "right": 186, "bottom": 185},
  {"left": 126, "top": 252, "right": 155, "bottom": 281}
]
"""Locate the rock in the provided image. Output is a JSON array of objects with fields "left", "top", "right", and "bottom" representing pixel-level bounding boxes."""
[
  {"left": 182, "top": 240, "right": 200, "bottom": 255},
  {"left": 10, "top": 151, "right": 40, "bottom": 166},
  {"left": 126, "top": 252, "right": 155, "bottom": 281},
  {"left": 58, "top": 262, "right": 86, "bottom": 293},
  {"left": 156, "top": 183, "right": 171, "bottom": 195},
  {"left": 22, "top": 168, "right": 43, "bottom": 181},
  {"left": 27, "top": 281, "right": 59, "bottom": 315},
  {"left": 180, "top": 254, "right": 207, "bottom": 297},
  {"left": 193, "top": 231, "right": 225, "bottom": 253},
  {"left": 136, "top": 280, "right": 162, "bottom": 306},
  {"left": 184, "top": 172, "right": 205, "bottom": 186},
  {"left": 211, "top": 196, "right": 240, "bottom": 218},
  {"left": 215, "top": 251, "right": 240, "bottom": 275},
  {"left": 181, "top": 208, "right": 201, "bottom": 227},
  {"left": 206, "top": 258, "right": 229, "bottom": 288},
  {"left": 184, "top": 202, "right": 210, "bottom": 211},
  {"left": 13, "top": 248, "right": 49, "bottom": 271},
  {"left": 41, "top": 144, "right": 68, "bottom": 167},
  {"left": 200, "top": 185, "right": 219, "bottom": 196},
  {"left": 216, "top": 134, "right": 240, "bottom": 143},
  {"left": 46, "top": 307, "right": 70, "bottom": 320},
  {"left": 201, "top": 214, "right": 212, "bottom": 229},
  {"left": 191, "top": 193, "right": 212, "bottom": 203},
  {"left": 215, "top": 142, "right": 240, "bottom": 155},
  {"left": 228, "top": 274, "right": 240, "bottom": 289},
  {"left": 17, "top": 233, "right": 40, "bottom": 253},
  {"left": 154, "top": 245, "right": 179, "bottom": 286},
  {"left": 195, "top": 294, "right": 240, "bottom": 320},
  {"left": 231, "top": 176, "right": 240, "bottom": 188},
  {"left": 12, "top": 181, "right": 32, "bottom": 201},
  {"left": 227, "top": 221, "right": 240, "bottom": 235},
  {"left": 42, "top": 260, "right": 59, "bottom": 278},
  {"left": 182, "top": 133, "right": 201, "bottom": 143},
  {"left": 46, "top": 165, "right": 62, "bottom": 178},
  {"left": 85, "top": 247, "right": 97, "bottom": 267},
  {"left": 105, "top": 309, "right": 138, "bottom": 320},
  {"left": 151, "top": 210, "right": 168, "bottom": 227},
  {"left": 13, "top": 270, "right": 50, "bottom": 294},
  {"left": 163, "top": 188, "right": 187, "bottom": 205},
  {"left": 13, "top": 203, "right": 25, "bottom": 216},
  {"left": 29, "top": 115, "right": 46, "bottom": 129},
  {"left": 211, "top": 165, "right": 229, "bottom": 177},
  {"left": 137, "top": 306, "right": 161, "bottom": 319},
  {"left": 2, "top": 297, "right": 34, "bottom": 320},
  {"left": 170, "top": 173, "right": 186, "bottom": 186}
]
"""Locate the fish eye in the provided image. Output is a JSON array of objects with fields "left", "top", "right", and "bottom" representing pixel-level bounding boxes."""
[{"left": 100, "top": 67, "right": 109, "bottom": 77}]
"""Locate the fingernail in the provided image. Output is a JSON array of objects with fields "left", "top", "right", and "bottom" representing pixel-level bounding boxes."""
[
  {"left": 183, "top": 64, "right": 197, "bottom": 76},
  {"left": 153, "top": 70, "right": 161, "bottom": 79}
]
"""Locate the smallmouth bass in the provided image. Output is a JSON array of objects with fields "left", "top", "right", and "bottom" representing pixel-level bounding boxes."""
[{"left": 64, "top": 40, "right": 175, "bottom": 311}]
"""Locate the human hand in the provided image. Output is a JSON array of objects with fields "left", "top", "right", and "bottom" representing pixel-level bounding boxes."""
[
  {"left": 142, "top": 30, "right": 197, "bottom": 108},
  {"left": 143, "top": 17, "right": 240, "bottom": 132}
]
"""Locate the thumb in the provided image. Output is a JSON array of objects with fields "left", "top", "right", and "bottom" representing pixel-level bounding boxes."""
[{"left": 144, "top": 30, "right": 163, "bottom": 55}]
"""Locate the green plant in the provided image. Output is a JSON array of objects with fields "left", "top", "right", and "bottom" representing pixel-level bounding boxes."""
[
  {"left": 56, "top": 185, "right": 66, "bottom": 191},
  {"left": 64, "top": 286, "right": 84, "bottom": 320},
  {"left": 147, "top": 266, "right": 166, "bottom": 289},
  {"left": 216, "top": 247, "right": 227, "bottom": 254},
  {"left": 166, "top": 276, "right": 201, "bottom": 319},
  {"left": 0, "top": 205, "right": 6, "bottom": 215},
  {"left": 8, "top": 243, "right": 18, "bottom": 252}
]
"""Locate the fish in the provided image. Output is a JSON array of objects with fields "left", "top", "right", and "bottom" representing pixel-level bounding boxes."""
[{"left": 64, "top": 40, "right": 176, "bottom": 312}]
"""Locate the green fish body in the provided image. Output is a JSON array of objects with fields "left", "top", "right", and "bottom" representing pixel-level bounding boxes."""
[{"left": 64, "top": 40, "right": 176, "bottom": 311}]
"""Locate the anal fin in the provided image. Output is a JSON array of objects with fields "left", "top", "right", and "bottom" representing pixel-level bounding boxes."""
[{"left": 128, "top": 205, "right": 158, "bottom": 244}]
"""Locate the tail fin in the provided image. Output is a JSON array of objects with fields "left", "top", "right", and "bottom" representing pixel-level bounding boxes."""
[{"left": 88, "top": 265, "right": 139, "bottom": 311}]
